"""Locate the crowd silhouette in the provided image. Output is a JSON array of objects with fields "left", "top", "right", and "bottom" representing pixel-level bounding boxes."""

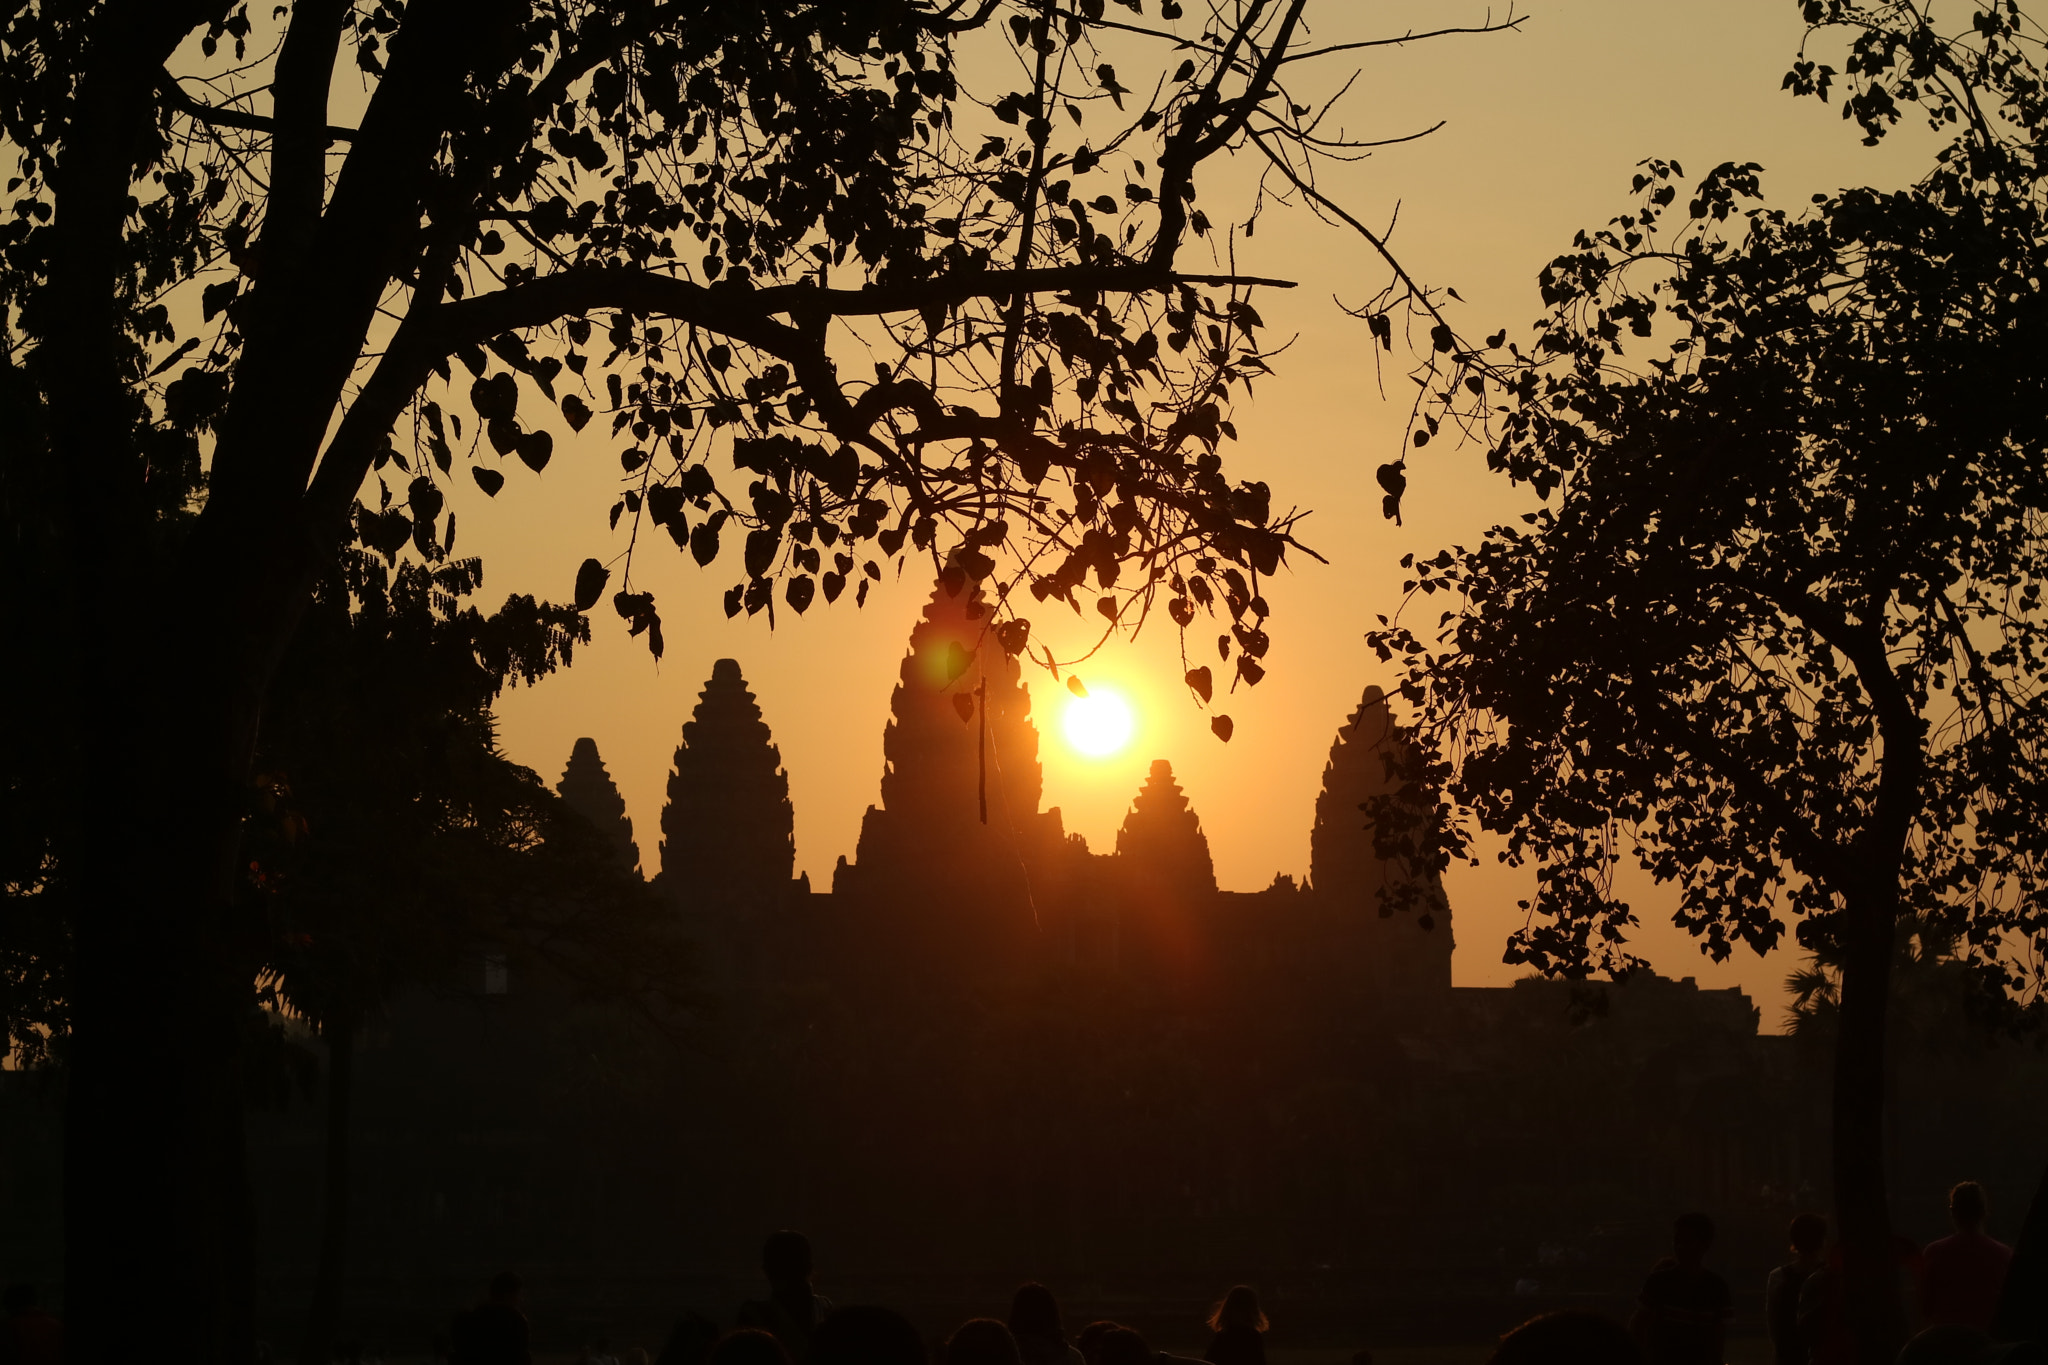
[
  {"left": 412, "top": 1193, "right": 2035, "bottom": 1365},
  {"left": 5, "top": 1189, "right": 2026, "bottom": 1365}
]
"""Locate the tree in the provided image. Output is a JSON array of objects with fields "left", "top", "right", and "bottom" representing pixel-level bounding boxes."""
[
  {"left": 246, "top": 544, "right": 692, "bottom": 1364},
  {"left": 1366, "top": 6, "right": 2048, "bottom": 1358},
  {"left": 0, "top": 1, "right": 1511, "bottom": 1359}
]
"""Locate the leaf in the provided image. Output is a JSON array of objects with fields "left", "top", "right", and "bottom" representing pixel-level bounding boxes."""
[
  {"left": 786, "top": 575, "right": 815, "bottom": 614},
  {"left": 1185, "top": 666, "right": 1212, "bottom": 702},
  {"left": 647, "top": 484, "right": 685, "bottom": 525},
  {"left": 201, "top": 278, "right": 240, "bottom": 321},
  {"left": 690, "top": 520, "right": 721, "bottom": 566},
  {"left": 944, "top": 641, "right": 973, "bottom": 684},
  {"left": 471, "top": 466, "right": 505, "bottom": 497},
  {"left": 470, "top": 372, "right": 518, "bottom": 420},
  {"left": 517, "top": 430, "right": 553, "bottom": 472},
  {"left": 573, "top": 558, "right": 609, "bottom": 611},
  {"left": 1211, "top": 715, "right": 1233, "bottom": 742},
  {"left": 953, "top": 693, "right": 976, "bottom": 723},
  {"left": 1067, "top": 675, "right": 1088, "bottom": 698},
  {"left": 561, "top": 394, "right": 593, "bottom": 431},
  {"left": 406, "top": 476, "right": 443, "bottom": 525}
]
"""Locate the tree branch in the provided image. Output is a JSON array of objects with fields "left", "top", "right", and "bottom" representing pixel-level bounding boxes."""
[
  {"left": 1280, "top": 12, "right": 1527, "bottom": 64},
  {"left": 158, "top": 71, "right": 357, "bottom": 143}
]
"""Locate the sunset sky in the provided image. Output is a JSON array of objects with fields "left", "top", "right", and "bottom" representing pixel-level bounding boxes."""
[{"left": 449, "top": 0, "right": 1941, "bottom": 1028}]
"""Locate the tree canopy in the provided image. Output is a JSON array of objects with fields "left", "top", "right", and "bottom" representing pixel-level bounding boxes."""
[
  {"left": 1, "top": 6, "right": 1520, "bottom": 1360},
  {"left": 1366, "top": 3, "right": 2048, "bottom": 1357},
  {"left": 2, "top": 0, "right": 1508, "bottom": 688}
]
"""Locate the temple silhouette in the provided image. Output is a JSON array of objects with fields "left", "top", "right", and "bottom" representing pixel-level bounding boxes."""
[
  {"left": 7, "top": 574, "right": 2046, "bottom": 1345},
  {"left": 641, "top": 575, "right": 1457, "bottom": 1007}
]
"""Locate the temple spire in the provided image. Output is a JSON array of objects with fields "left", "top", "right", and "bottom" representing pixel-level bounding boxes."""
[
  {"left": 659, "top": 658, "right": 795, "bottom": 912},
  {"left": 1310, "top": 685, "right": 1451, "bottom": 993},
  {"left": 835, "top": 570, "right": 1074, "bottom": 969},
  {"left": 557, "top": 737, "right": 640, "bottom": 874},
  {"left": 844, "top": 572, "right": 1045, "bottom": 887},
  {"left": 1116, "top": 759, "right": 1216, "bottom": 896}
]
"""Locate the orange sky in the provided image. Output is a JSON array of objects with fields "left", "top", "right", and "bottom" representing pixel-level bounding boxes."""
[{"left": 446, "top": 1, "right": 1940, "bottom": 1029}]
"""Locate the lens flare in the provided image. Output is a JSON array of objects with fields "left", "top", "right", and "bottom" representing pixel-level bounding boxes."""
[{"left": 1063, "top": 688, "right": 1135, "bottom": 758}]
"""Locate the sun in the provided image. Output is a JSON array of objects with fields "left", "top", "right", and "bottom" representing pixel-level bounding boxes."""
[{"left": 1063, "top": 687, "right": 1135, "bottom": 758}]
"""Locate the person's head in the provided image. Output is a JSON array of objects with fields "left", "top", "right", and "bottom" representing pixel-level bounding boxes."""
[
  {"left": 1897, "top": 1325, "right": 1996, "bottom": 1365},
  {"left": 488, "top": 1272, "right": 524, "bottom": 1306},
  {"left": 1950, "top": 1181, "right": 1988, "bottom": 1232},
  {"left": 1096, "top": 1329, "right": 1152, "bottom": 1365},
  {"left": 762, "top": 1231, "right": 814, "bottom": 1289},
  {"left": 812, "top": 1306, "right": 928, "bottom": 1365},
  {"left": 1672, "top": 1213, "right": 1715, "bottom": 1265},
  {"left": 946, "top": 1319, "right": 1022, "bottom": 1365},
  {"left": 710, "top": 1331, "right": 791, "bottom": 1365},
  {"left": 1489, "top": 1312, "right": 1642, "bottom": 1365},
  {"left": 1206, "top": 1287, "right": 1267, "bottom": 1335},
  {"left": 1008, "top": 1285, "right": 1064, "bottom": 1344},
  {"left": 656, "top": 1313, "right": 720, "bottom": 1365},
  {"left": 2, "top": 1285, "right": 37, "bottom": 1315},
  {"left": 1075, "top": 1322, "right": 1123, "bottom": 1365},
  {"left": 1789, "top": 1211, "right": 1827, "bottom": 1260}
]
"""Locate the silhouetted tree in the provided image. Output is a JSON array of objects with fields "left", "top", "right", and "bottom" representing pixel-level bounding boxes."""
[
  {"left": 0, "top": 2, "right": 1517, "bottom": 1357},
  {"left": 1368, "top": 6, "right": 2048, "bottom": 1360},
  {"left": 248, "top": 546, "right": 689, "bottom": 1365}
]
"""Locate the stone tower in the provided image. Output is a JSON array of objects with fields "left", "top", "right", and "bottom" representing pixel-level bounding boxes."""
[
  {"left": 1116, "top": 760, "right": 1217, "bottom": 897},
  {"left": 659, "top": 658, "right": 795, "bottom": 913},
  {"left": 1310, "top": 685, "right": 1451, "bottom": 996},
  {"left": 1112, "top": 759, "right": 1218, "bottom": 983},
  {"left": 835, "top": 572, "right": 1069, "bottom": 967},
  {"left": 557, "top": 736, "right": 640, "bottom": 874}
]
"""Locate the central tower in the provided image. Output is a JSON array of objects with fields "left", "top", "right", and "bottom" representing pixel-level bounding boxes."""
[{"left": 835, "top": 573, "right": 1072, "bottom": 970}]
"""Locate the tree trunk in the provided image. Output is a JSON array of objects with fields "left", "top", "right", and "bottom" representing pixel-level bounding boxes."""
[
  {"left": 303, "top": 1015, "right": 359, "bottom": 1365},
  {"left": 1832, "top": 889, "right": 1906, "bottom": 1365},
  {"left": 60, "top": 520, "right": 317, "bottom": 1365},
  {"left": 1992, "top": 1149, "right": 2048, "bottom": 1341},
  {"left": 63, "top": 678, "right": 263, "bottom": 1365}
]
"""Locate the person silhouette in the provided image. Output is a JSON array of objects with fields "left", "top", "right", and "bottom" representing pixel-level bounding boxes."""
[
  {"left": 946, "top": 1320, "right": 1023, "bottom": 1365},
  {"left": 0, "top": 1284, "right": 63, "bottom": 1365},
  {"left": 1008, "top": 1285, "right": 1084, "bottom": 1365},
  {"left": 1922, "top": 1182, "right": 2013, "bottom": 1329},
  {"left": 1095, "top": 1329, "right": 1153, "bottom": 1365},
  {"left": 656, "top": 1314, "right": 719, "bottom": 1365},
  {"left": 738, "top": 1232, "right": 834, "bottom": 1363},
  {"left": 810, "top": 1306, "right": 927, "bottom": 1365},
  {"left": 710, "top": 1330, "right": 793, "bottom": 1365},
  {"left": 1766, "top": 1213, "right": 1827, "bottom": 1365},
  {"left": 1632, "top": 1214, "right": 1732, "bottom": 1365},
  {"left": 1075, "top": 1322, "right": 1124, "bottom": 1365},
  {"left": 1490, "top": 1312, "right": 1641, "bottom": 1365},
  {"left": 1202, "top": 1287, "right": 1268, "bottom": 1365},
  {"left": 451, "top": 1273, "right": 533, "bottom": 1365}
]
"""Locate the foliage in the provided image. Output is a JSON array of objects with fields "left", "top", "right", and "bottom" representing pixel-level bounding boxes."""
[
  {"left": 0, "top": 0, "right": 1511, "bottom": 709},
  {"left": 248, "top": 545, "right": 690, "bottom": 1041},
  {"left": 1363, "top": 6, "right": 2048, "bottom": 1353},
  {"left": 1784, "top": 912, "right": 2045, "bottom": 1043},
  {"left": 1366, "top": 6, "right": 2048, "bottom": 993}
]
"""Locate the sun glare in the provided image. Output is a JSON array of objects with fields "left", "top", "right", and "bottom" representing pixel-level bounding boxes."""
[{"left": 1063, "top": 688, "right": 1135, "bottom": 758}]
